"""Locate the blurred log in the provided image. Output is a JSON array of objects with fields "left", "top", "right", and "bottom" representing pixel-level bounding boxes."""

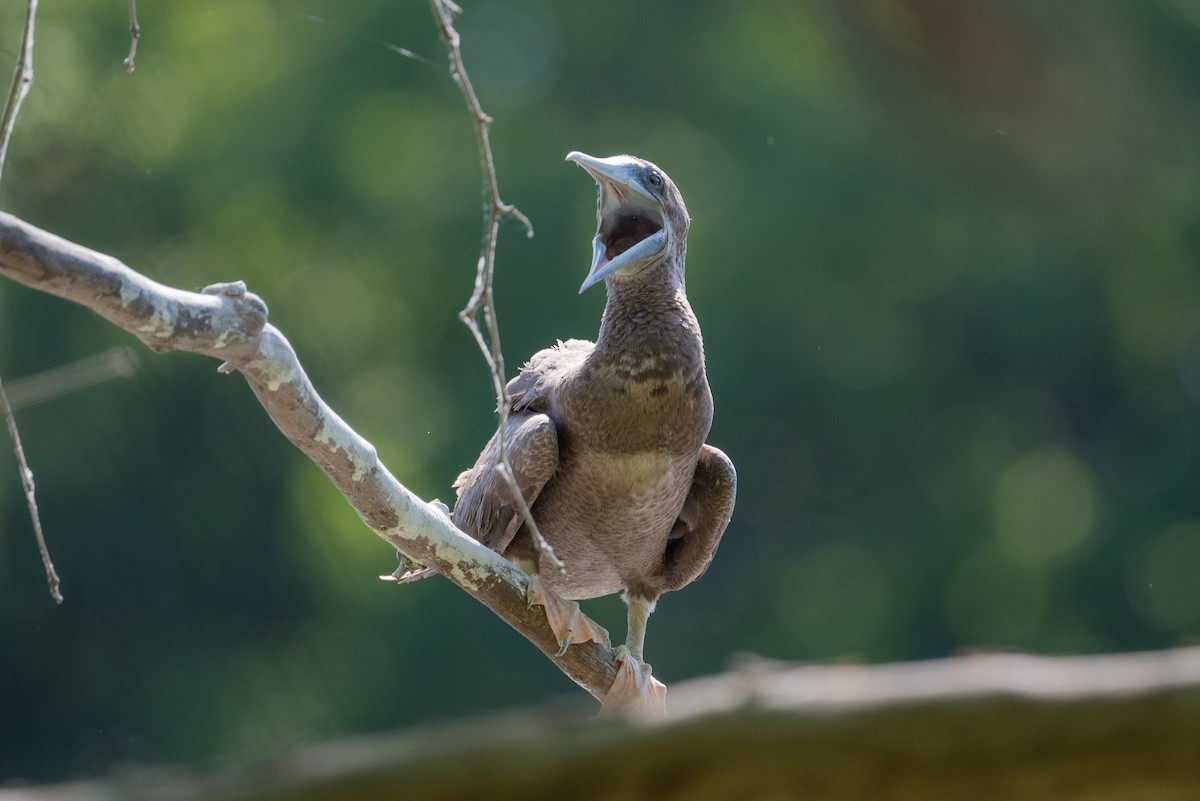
[{"left": 4, "top": 647, "right": 1199, "bottom": 800}]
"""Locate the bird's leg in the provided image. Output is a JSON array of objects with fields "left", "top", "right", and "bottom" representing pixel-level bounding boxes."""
[
  {"left": 601, "top": 592, "right": 667, "bottom": 716},
  {"left": 623, "top": 594, "right": 656, "bottom": 661},
  {"left": 525, "top": 574, "right": 610, "bottom": 656}
]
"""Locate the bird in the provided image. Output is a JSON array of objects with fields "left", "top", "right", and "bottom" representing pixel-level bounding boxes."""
[{"left": 449, "top": 152, "right": 736, "bottom": 710}]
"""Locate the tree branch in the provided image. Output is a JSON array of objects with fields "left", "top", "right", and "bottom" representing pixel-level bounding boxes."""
[
  {"left": 0, "top": 374, "right": 60, "bottom": 603},
  {"left": 123, "top": 0, "right": 140, "bottom": 75},
  {"left": 0, "top": 0, "right": 37, "bottom": 185},
  {"left": 0, "top": 210, "right": 621, "bottom": 703},
  {"left": 0, "top": 0, "right": 57, "bottom": 604},
  {"left": 428, "top": 0, "right": 563, "bottom": 572}
]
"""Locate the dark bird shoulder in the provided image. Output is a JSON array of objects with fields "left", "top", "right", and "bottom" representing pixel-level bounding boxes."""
[{"left": 505, "top": 338, "right": 594, "bottom": 413}]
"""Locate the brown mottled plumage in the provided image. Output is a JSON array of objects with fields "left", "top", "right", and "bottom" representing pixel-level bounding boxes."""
[{"left": 452, "top": 152, "right": 736, "bottom": 705}]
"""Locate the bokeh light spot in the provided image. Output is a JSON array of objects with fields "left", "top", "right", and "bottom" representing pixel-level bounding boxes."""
[
  {"left": 991, "top": 447, "right": 1098, "bottom": 562},
  {"left": 460, "top": 1, "right": 564, "bottom": 108}
]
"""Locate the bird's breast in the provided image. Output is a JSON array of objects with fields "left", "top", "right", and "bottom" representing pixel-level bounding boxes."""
[
  {"left": 561, "top": 356, "right": 712, "bottom": 457},
  {"left": 583, "top": 450, "right": 686, "bottom": 495},
  {"left": 530, "top": 448, "right": 697, "bottom": 599}
]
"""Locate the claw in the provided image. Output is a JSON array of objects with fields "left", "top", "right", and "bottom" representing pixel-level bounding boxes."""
[
  {"left": 526, "top": 574, "right": 610, "bottom": 654},
  {"left": 380, "top": 550, "right": 435, "bottom": 583},
  {"left": 600, "top": 645, "right": 667, "bottom": 717}
]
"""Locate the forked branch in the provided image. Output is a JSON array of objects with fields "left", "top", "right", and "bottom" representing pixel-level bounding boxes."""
[
  {"left": 0, "top": 211, "right": 622, "bottom": 704},
  {"left": 0, "top": 0, "right": 622, "bottom": 709}
]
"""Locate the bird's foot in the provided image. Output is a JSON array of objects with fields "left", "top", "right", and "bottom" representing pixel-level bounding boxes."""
[
  {"left": 600, "top": 645, "right": 667, "bottom": 717},
  {"left": 526, "top": 574, "right": 610, "bottom": 656},
  {"left": 380, "top": 500, "right": 453, "bottom": 583},
  {"left": 379, "top": 550, "right": 435, "bottom": 584}
]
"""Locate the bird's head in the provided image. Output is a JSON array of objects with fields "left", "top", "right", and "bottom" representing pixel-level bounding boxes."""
[{"left": 566, "top": 152, "right": 690, "bottom": 294}]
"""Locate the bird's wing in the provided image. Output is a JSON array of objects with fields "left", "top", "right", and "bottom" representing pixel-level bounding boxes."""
[
  {"left": 452, "top": 412, "right": 559, "bottom": 552},
  {"left": 452, "top": 339, "right": 594, "bottom": 553},
  {"left": 505, "top": 338, "right": 594, "bottom": 412},
  {"left": 660, "top": 444, "right": 737, "bottom": 591}
]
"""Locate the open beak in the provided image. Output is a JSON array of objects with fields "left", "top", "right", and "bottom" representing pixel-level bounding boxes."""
[{"left": 567, "top": 152, "right": 667, "bottom": 293}]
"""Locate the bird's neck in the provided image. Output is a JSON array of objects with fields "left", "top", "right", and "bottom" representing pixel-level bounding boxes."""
[
  {"left": 575, "top": 257, "right": 713, "bottom": 456},
  {"left": 594, "top": 263, "right": 703, "bottom": 366}
]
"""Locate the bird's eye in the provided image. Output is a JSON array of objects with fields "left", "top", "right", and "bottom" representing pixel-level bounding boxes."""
[{"left": 645, "top": 170, "right": 663, "bottom": 190}]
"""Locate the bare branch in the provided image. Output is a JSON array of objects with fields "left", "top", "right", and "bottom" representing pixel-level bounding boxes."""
[
  {"left": 0, "top": 376, "right": 61, "bottom": 603},
  {"left": 0, "top": 210, "right": 621, "bottom": 703},
  {"left": 0, "top": 0, "right": 53, "bottom": 601},
  {"left": 0, "top": 0, "right": 37, "bottom": 185},
  {"left": 123, "top": 0, "right": 140, "bottom": 75},
  {"left": 428, "top": 0, "right": 563, "bottom": 573}
]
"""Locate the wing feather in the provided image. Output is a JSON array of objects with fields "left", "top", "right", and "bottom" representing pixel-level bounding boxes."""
[
  {"left": 453, "top": 339, "right": 593, "bottom": 553},
  {"left": 660, "top": 445, "right": 737, "bottom": 591},
  {"left": 453, "top": 412, "right": 559, "bottom": 552}
]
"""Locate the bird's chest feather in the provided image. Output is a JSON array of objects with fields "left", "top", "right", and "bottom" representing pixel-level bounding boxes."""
[
  {"left": 562, "top": 348, "right": 713, "bottom": 457},
  {"left": 533, "top": 447, "right": 697, "bottom": 599},
  {"left": 525, "top": 352, "right": 710, "bottom": 590}
]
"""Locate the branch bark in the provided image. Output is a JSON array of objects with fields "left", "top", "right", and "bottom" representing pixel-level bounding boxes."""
[
  {"left": 0, "top": 210, "right": 621, "bottom": 703},
  {"left": 123, "top": 0, "right": 140, "bottom": 75}
]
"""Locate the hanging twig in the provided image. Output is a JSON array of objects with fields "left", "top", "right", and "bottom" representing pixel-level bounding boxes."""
[
  {"left": 123, "top": 0, "right": 140, "bottom": 75},
  {"left": 0, "top": 346, "right": 137, "bottom": 602},
  {"left": 0, "top": 377, "right": 61, "bottom": 603},
  {"left": 429, "top": 0, "right": 563, "bottom": 573},
  {"left": 0, "top": 0, "right": 56, "bottom": 602},
  {"left": 0, "top": 0, "right": 38, "bottom": 185}
]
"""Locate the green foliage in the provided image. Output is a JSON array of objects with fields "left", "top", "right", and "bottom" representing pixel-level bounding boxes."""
[{"left": 2, "top": 0, "right": 1200, "bottom": 782}]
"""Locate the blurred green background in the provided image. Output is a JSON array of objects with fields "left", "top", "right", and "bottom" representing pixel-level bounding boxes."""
[{"left": 2, "top": 0, "right": 1200, "bottom": 783}]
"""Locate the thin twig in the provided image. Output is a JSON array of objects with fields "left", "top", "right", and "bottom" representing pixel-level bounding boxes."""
[
  {"left": 429, "top": 0, "right": 563, "bottom": 573},
  {"left": 0, "top": 0, "right": 56, "bottom": 602},
  {"left": 123, "top": 0, "right": 140, "bottom": 74},
  {"left": 0, "top": 377, "right": 61, "bottom": 603},
  {"left": 0, "top": 0, "right": 38, "bottom": 185},
  {"left": 4, "top": 345, "right": 140, "bottom": 410},
  {"left": 292, "top": 14, "right": 441, "bottom": 70}
]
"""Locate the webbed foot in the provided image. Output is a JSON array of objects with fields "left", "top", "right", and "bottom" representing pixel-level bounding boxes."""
[
  {"left": 526, "top": 574, "right": 610, "bottom": 656},
  {"left": 600, "top": 645, "right": 667, "bottom": 717}
]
